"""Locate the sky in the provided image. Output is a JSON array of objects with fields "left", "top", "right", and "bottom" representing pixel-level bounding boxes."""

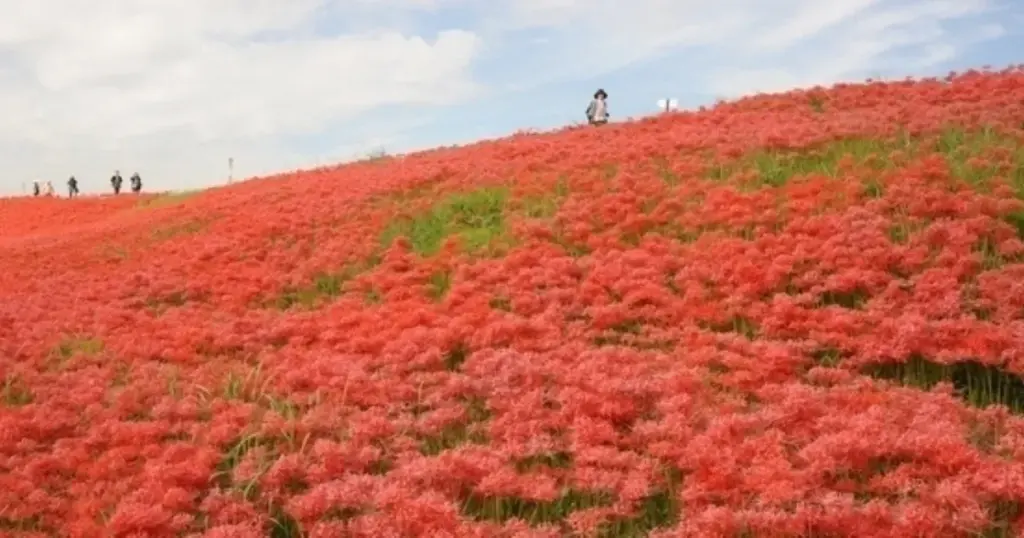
[{"left": 0, "top": 0, "right": 1020, "bottom": 195}]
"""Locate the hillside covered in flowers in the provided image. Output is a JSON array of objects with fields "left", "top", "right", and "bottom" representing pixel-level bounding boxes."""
[{"left": 3, "top": 68, "right": 1024, "bottom": 537}]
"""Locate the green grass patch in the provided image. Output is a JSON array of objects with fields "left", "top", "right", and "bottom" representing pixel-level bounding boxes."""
[
  {"left": 593, "top": 319, "right": 643, "bottom": 347},
  {"left": 1, "top": 374, "right": 33, "bottom": 407},
  {"left": 810, "top": 347, "right": 846, "bottom": 368},
  {"left": 652, "top": 157, "right": 681, "bottom": 185},
  {"left": 136, "top": 190, "right": 201, "bottom": 209},
  {"left": 697, "top": 315, "right": 759, "bottom": 340},
  {"left": 151, "top": 219, "right": 207, "bottom": 241},
  {"left": 808, "top": 94, "right": 826, "bottom": 113},
  {"left": 461, "top": 488, "right": 613, "bottom": 525},
  {"left": 704, "top": 126, "right": 1024, "bottom": 193},
  {"left": 380, "top": 186, "right": 510, "bottom": 256},
  {"left": 819, "top": 287, "right": 869, "bottom": 309},
  {"left": 363, "top": 288, "right": 383, "bottom": 305},
  {"left": 142, "top": 290, "right": 198, "bottom": 315},
  {"left": 419, "top": 397, "right": 489, "bottom": 455},
  {"left": 648, "top": 223, "right": 700, "bottom": 244},
  {"left": 1005, "top": 211, "right": 1024, "bottom": 241},
  {"left": 934, "top": 126, "right": 1024, "bottom": 190},
  {"left": 97, "top": 243, "right": 130, "bottom": 261},
  {"left": 0, "top": 515, "right": 46, "bottom": 533},
  {"left": 211, "top": 430, "right": 305, "bottom": 537},
  {"left": 269, "top": 506, "right": 302, "bottom": 538},
  {"left": 640, "top": 221, "right": 759, "bottom": 247},
  {"left": 212, "top": 434, "right": 275, "bottom": 496},
  {"left": 368, "top": 180, "right": 440, "bottom": 208},
  {"left": 443, "top": 342, "right": 470, "bottom": 372},
  {"left": 593, "top": 319, "right": 676, "bottom": 351},
  {"left": 864, "top": 177, "right": 886, "bottom": 198},
  {"left": 887, "top": 222, "right": 912, "bottom": 244},
  {"left": 426, "top": 269, "right": 453, "bottom": 301},
  {"left": 598, "top": 467, "right": 683, "bottom": 537},
  {"left": 982, "top": 501, "right": 1023, "bottom": 538},
  {"left": 521, "top": 194, "right": 562, "bottom": 218},
  {"left": 706, "top": 137, "right": 897, "bottom": 186},
  {"left": 53, "top": 335, "right": 105, "bottom": 359},
  {"left": 49, "top": 335, "right": 105, "bottom": 369},
  {"left": 515, "top": 451, "right": 573, "bottom": 472},
  {"left": 489, "top": 295, "right": 512, "bottom": 312},
  {"left": 216, "top": 366, "right": 282, "bottom": 404},
  {"left": 419, "top": 422, "right": 488, "bottom": 456},
  {"left": 273, "top": 263, "right": 370, "bottom": 310},
  {"left": 864, "top": 354, "right": 1024, "bottom": 412},
  {"left": 976, "top": 236, "right": 1009, "bottom": 270}
]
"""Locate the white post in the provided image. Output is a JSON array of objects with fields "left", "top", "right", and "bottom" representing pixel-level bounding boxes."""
[{"left": 228, "top": 157, "right": 234, "bottom": 184}]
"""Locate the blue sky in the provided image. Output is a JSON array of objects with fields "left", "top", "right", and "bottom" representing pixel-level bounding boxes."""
[{"left": 0, "top": 0, "right": 1019, "bottom": 195}]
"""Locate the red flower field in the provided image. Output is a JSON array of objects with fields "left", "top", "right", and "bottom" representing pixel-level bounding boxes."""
[{"left": 4, "top": 68, "right": 1024, "bottom": 537}]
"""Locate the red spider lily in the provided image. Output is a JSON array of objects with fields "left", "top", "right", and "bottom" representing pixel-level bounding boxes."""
[{"left": 5, "top": 67, "right": 1024, "bottom": 536}]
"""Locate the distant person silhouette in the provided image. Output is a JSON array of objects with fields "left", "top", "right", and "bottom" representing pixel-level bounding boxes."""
[
  {"left": 111, "top": 170, "right": 123, "bottom": 195},
  {"left": 586, "top": 88, "right": 609, "bottom": 126},
  {"left": 68, "top": 176, "right": 79, "bottom": 198},
  {"left": 130, "top": 172, "right": 142, "bottom": 194},
  {"left": 43, "top": 181, "right": 55, "bottom": 197},
  {"left": 32, "top": 181, "right": 40, "bottom": 197}
]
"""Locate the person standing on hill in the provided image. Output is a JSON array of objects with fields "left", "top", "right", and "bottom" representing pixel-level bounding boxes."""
[
  {"left": 586, "top": 89, "right": 609, "bottom": 126},
  {"left": 43, "top": 181, "right": 55, "bottom": 197},
  {"left": 68, "top": 176, "right": 79, "bottom": 198},
  {"left": 111, "top": 170, "right": 123, "bottom": 195},
  {"left": 130, "top": 172, "right": 142, "bottom": 194},
  {"left": 32, "top": 181, "right": 40, "bottom": 197}
]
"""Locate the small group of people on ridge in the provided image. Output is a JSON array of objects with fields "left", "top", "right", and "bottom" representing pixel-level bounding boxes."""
[
  {"left": 28, "top": 91, "right": 609, "bottom": 200},
  {"left": 33, "top": 170, "right": 142, "bottom": 198},
  {"left": 110, "top": 170, "right": 143, "bottom": 195},
  {"left": 32, "top": 180, "right": 56, "bottom": 197}
]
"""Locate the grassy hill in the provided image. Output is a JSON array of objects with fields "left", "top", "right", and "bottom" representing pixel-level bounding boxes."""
[{"left": 3, "top": 68, "right": 1024, "bottom": 537}]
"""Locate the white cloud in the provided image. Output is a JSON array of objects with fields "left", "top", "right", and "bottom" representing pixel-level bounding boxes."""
[
  {"left": 750, "top": 0, "right": 883, "bottom": 52},
  {"left": 472, "top": 0, "right": 761, "bottom": 83},
  {"left": 465, "top": 0, "right": 1004, "bottom": 95},
  {"left": 698, "top": 0, "right": 1002, "bottom": 97},
  {"left": 0, "top": 0, "right": 481, "bottom": 193},
  {"left": 0, "top": 0, "right": 1009, "bottom": 195}
]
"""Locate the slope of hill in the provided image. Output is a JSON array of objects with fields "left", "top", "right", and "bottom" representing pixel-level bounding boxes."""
[{"left": 3, "top": 68, "right": 1024, "bottom": 537}]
